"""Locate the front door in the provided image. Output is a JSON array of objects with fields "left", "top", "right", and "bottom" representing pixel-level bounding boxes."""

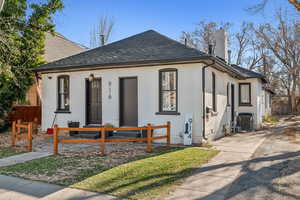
[
  {"left": 86, "top": 78, "right": 102, "bottom": 125},
  {"left": 119, "top": 77, "right": 138, "bottom": 126},
  {"left": 231, "top": 84, "right": 235, "bottom": 122}
]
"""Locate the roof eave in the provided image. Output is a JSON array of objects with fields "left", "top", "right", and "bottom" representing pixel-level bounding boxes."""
[{"left": 32, "top": 56, "right": 211, "bottom": 73}]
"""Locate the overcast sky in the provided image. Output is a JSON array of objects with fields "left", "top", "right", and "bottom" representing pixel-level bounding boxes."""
[{"left": 52, "top": 0, "right": 296, "bottom": 48}]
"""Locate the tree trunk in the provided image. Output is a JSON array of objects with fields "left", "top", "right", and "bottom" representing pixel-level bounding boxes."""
[{"left": 287, "top": 90, "right": 293, "bottom": 114}]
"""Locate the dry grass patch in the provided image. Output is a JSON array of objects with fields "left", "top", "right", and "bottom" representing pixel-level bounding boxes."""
[
  {"left": 0, "top": 146, "right": 182, "bottom": 186},
  {"left": 0, "top": 147, "right": 26, "bottom": 159},
  {"left": 73, "top": 147, "right": 218, "bottom": 200},
  {"left": 0, "top": 130, "right": 11, "bottom": 148}
]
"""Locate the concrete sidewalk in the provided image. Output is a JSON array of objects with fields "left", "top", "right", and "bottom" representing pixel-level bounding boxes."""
[
  {"left": 0, "top": 152, "right": 51, "bottom": 167},
  {"left": 0, "top": 175, "right": 117, "bottom": 200},
  {"left": 165, "top": 131, "right": 267, "bottom": 200}
]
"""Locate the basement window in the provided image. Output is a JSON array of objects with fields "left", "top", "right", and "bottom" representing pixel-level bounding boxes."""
[
  {"left": 57, "top": 75, "right": 70, "bottom": 112},
  {"left": 239, "top": 83, "right": 251, "bottom": 106}
]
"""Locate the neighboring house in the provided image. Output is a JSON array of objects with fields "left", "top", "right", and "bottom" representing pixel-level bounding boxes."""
[
  {"left": 25, "top": 32, "right": 86, "bottom": 105},
  {"left": 33, "top": 29, "right": 272, "bottom": 144}
]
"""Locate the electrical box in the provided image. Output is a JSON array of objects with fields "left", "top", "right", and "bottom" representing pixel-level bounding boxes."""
[{"left": 183, "top": 113, "right": 193, "bottom": 145}]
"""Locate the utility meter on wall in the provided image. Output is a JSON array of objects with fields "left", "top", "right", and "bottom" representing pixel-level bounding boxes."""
[{"left": 183, "top": 113, "right": 193, "bottom": 145}]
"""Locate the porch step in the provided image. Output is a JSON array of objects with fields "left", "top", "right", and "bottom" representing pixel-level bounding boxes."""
[
  {"left": 79, "top": 124, "right": 101, "bottom": 135},
  {"left": 71, "top": 125, "right": 144, "bottom": 139},
  {"left": 114, "top": 130, "right": 142, "bottom": 138}
]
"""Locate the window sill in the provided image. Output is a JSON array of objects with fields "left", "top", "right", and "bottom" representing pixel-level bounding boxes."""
[
  {"left": 211, "top": 111, "right": 218, "bottom": 116},
  {"left": 55, "top": 110, "right": 71, "bottom": 114},
  {"left": 155, "top": 112, "right": 180, "bottom": 116},
  {"left": 239, "top": 104, "right": 253, "bottom": 107}
]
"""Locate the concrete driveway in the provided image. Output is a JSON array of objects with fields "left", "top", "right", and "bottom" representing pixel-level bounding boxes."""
[
  {"left": 225, "top": 116, "right": 300, "bottom": 200},
  {"left": 166, "top": 116, "right": 300, "bottom": 200}
]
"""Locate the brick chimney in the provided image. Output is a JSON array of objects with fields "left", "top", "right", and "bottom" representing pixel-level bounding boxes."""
[{"left": 213, "top": 28, "right": 228, "bottom": 62}]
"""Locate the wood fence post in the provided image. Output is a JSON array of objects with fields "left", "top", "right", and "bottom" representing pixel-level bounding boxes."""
[
  {"left": 33, "top": 117, "right": 38, "bottom": 134},
  {"left": 167, "top": 121, "right": 171, "bottom": 147},
  {"left": 17, "top": 119, "right": 21, "bottom": 137},
  {"left": 100, "top": 127, "right": 106, "bottom": 155},
  {"left": 28, "top": 122, "right": 33, "bottom": 152},
  {"left": 12, "top": 121, "right": 16, "bottom": 147},
  {"left": 53, "top": 125, "right": 59, "bottom": 155},
  {"left": 147, "top": 123, "right": 152, "bottom": 152}
]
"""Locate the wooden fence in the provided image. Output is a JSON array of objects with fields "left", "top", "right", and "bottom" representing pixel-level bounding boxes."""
[
  {"left": 53, "top": 122, "right": 171, "bottom": 155},
  {"left": 11, "top": 120, "right": 33, "bottom": 151},
  {"left": 8, "top": 106, "right": 41, "bottom": 125}
]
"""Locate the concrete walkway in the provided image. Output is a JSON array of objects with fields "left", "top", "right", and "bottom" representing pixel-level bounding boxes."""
[
  {"left": 166, "top": 131, "right": 267, "bottom": 200},
  {"left": 0, "top": 152, "right": 51, "bottom": 167},
  {"left": 0, "top": 175, "right": 117, "bottom": 200}
]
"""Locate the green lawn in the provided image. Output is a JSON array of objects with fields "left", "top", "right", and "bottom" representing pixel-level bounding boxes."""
[
  {"left": 0, "top": 146, "right": 187, "bottom": 186},
  {"left": 72, "top": 147, "right": 218, "bottom": 200},
  {"left": 0, "top": 147, "right": 26, "bottom": 159},
  {"left": 0, "top": 146, "right": 218, "bottom": 199}
]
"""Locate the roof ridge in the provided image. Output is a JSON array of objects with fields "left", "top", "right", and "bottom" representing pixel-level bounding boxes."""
[
  {"left": 47, "top": 30, "right": 157, "bottom": 65},
  {"left": 147, "top": 30, "right": 207, "bottom": 55}
]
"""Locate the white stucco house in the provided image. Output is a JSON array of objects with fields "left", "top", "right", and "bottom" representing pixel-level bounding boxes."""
[{"left": 33, "top": 29, "right": 273, "bottom": 144}]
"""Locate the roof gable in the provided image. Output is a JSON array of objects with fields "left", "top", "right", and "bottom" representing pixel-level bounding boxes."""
[{"left": 44, "top": 32, "right": 86, "bottom": 62}]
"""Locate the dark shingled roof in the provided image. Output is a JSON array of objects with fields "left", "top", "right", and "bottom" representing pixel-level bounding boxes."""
[
  {"left": 231, "top": 64, "right": 267, "bottom": 83},
  {"left": 33, "top": 29, "right": 268, "bottom": 83},
  {"left": 264, "top": 87, "right": 276, "bottom": 95},
  {"left": 33, "top": 30, "right": 207, "bottom": 72}
]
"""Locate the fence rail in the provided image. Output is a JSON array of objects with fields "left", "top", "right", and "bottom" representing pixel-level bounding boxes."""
[
  {"left": 8, "top": 106, "right": 41, "bottom": 125},
  {"left": 53, "top": 121, "right": 171, "bottom": 155},
  {"left": 11, "top": 120, "right": 33, "bottom": 151}
]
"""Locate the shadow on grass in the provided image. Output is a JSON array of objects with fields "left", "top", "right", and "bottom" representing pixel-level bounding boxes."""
[
  {"left": 91, "top": 151, "right": 300, "bottom": 199},
  {"left": 100, "top": 167, "right": 198, "bottom": 199}
]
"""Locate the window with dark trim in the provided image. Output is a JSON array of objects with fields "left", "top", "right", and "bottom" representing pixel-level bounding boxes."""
[
  {"left": 158, "top": 68, "right": 178, "bottom": 114},
  {"left": 212, "top": 72, "right": 216, "bottom": 111},
  {"left": 57, "top": 75, "right": 70, "bottom": 112},
  {"left": 265, "top": 93, "right": 268, "bottom": 109},
  {"left": 239, "top": 83, "right": 251, "bottom": 106},
  {"left": 227, "top": 83, "right": 230, "bottom": 106}
]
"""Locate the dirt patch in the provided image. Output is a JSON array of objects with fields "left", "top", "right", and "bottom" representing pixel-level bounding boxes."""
[
  {"left": 283, "top": 126, "right": 300, "bottom": 144},
  {"left": 0, "top": 130, "right": 11, "bottom": 148},
  {"left": 0, "top": 145, "right": 177, "bottom": 186}
]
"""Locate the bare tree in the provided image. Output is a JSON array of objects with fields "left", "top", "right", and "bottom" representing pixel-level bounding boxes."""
[
  {"left": 234, "top": 22, "right": 252, "bottom": 65},
  {"left": 179, "top": 31, "right": 198, "bottom": 49},
  {"left": 254, "top": 11, "right": 300, "bottom": 113},
  {"left": 180, "top": 21, "right": 231, "bottom": 53},
  {"left": 248, "top": 0, "right": 300, "bottom": 13},
  {"left": 289, "top": 0, "right": 300, "bottom": 11},
  {"left": 90, "top": 16, "right": 114, "bottom": 48}
]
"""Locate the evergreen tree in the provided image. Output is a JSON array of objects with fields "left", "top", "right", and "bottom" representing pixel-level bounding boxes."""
[{"left": 0, "top": 0, "right": 64, "bottom": 130}]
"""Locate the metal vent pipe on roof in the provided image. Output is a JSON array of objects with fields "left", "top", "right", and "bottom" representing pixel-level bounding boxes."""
[{"left": 208, "top": 44, "right": 213, "bottom": 55}]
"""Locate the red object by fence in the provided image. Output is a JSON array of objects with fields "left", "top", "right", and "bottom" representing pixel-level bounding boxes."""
[{"left": 8, "top": 106, "right": 41, "bottom": 125}]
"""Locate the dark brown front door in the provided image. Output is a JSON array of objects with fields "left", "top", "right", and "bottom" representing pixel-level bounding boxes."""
[
  {"left": 86, "top": 78, "right": 102, "bottom": 124},
  {"left": 119, "top": 77, "right": 138, "bottom": 126}
]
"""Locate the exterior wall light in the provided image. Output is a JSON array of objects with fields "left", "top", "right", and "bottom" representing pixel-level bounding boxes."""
[{"left": 88, "top": 73, "right": 95, "bottom": 82}]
